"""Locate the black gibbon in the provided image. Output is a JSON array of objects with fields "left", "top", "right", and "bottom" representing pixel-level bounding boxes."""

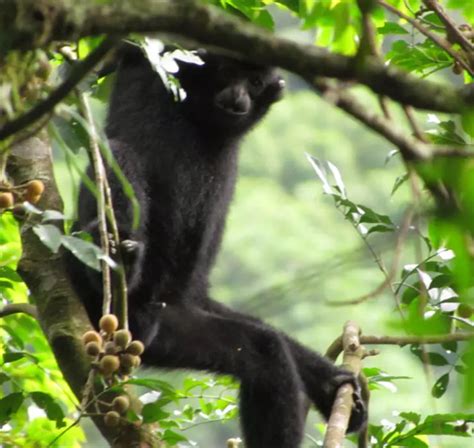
[{"left": 67, "top": 45, "right": 366, "bottom": 447}]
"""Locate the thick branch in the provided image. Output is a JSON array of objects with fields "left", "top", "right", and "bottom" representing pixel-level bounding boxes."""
[
  {"left": 7, "top": 134, "right": 157, "bottom": 447},
  {"left": 0, "top": 303, "right": 38, "bottom": 318},
  {"left": 1, "top": 0, "right": 472, "bottom": 113}
]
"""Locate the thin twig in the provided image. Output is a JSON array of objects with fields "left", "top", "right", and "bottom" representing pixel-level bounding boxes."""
[
  {"left": 403, "top": 106, "right": 427, "bottom": 142},
  {"left": 103, "top": 174, "right": 129, "bottom": 330},
  {"left": 325, "top": 331, "right": 474, "bottom": 361},
  {"left": 327, "top": 207, "right": 414, "bottom": 305},
  {"left": 78, "top": 93, "right": 112, "bottom": 316}
]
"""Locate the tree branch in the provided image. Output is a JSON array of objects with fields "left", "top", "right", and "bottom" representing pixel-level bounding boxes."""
[
  {"left": 0, "top": 35, "right": 118, "bottom": 141},
  {"left": 323, "top": 321, "right": 365, "bottom": 448},
  {"left": 311, "top": 78, "right": 432, "bottom": 162},
  {"left": 378, "top": 0, "right": 474, "bottom": 75},
  {"left": 326, "top": 331, "right": 474, "bottom": 361},
  {"left": 422, "top": 0, "right": 474, "bottom": 54},
  {"left": 1, "top": 0, "right": 472, "bottom": 113},
  {"left": 0, "top": 303, "right": 38, "bottom": 318}
]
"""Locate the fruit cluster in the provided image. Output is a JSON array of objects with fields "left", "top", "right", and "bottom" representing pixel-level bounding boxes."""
[
  {"left": 81, "top": 314, "right": 145, "bottom": 379},
  {"left": 0, "top": 179, "right": 45, "bottom": 211},
  {"left": 81, "top": 314, "right": 145, "bottom": 427}
]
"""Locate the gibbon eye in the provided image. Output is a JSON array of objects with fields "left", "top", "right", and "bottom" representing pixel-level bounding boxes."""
[{"left": 249, "top": 76, "right": 263, "bottom": 89}]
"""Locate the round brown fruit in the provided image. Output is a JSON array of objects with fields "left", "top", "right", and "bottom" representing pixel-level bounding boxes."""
[
  {"left": 99, "top": 355, "right": 120, "bottom": 376},
  {"left": 112, "top": 395, "right": 130, "bottom": 414},
  {"left": 457, "top": 303, "right": 473, "bottom": 319},
  {"left": 82, "top": 330, "right": 102, "bottom": 345},
  {"left": 120, "top": 353, "right": 140, "bottom": 369},
  {"left": 85, "top": 341, "right": 101, "bottom": 357},
  {"left": 126, "top": 340, "right": 145, "bottom": 356},
  {"left": 99, "top": 314, "right": 119, "bottom": 334},
  {"left": 104, "top": 410, "right": 121, "bottom": 427},
  {"left": 27, "top": 194, "right": 42, "bottom": 204},
  {"left": 452, "top": 62, "right": 463, "bottom": 75},
  {"left": 26, "top": 180, "right": 45, "bottom": 196},
  {"left": 113, "top": 329, "right": 132, "bottom": 349},
  {"left": 0, "top": 192, "right": 14, "bottom": 209}
]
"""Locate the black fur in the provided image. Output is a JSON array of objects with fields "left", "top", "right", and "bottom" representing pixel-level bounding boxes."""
[{"left": 67, "top": 46, "right": 366, "bottom": 447}]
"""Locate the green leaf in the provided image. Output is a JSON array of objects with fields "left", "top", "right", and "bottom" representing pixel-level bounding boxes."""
[
  {"left": 441, "top": 340, "right": 458, "bottom": 352},
  {"left": 141, "top": 402, "right": 170, "bottom": 423},
  {"left": 391, "top": 173, "right": 409, "bottom": 196},
  {"left": 366, "top": 224, "right": 396, "bottom": 235},
  {"left": 425, "top": 120, "right": 466, "bottom": 145},
  {"left": 429, "top": 274, "right": 453, "bottom": 289},
  {"left": 61, "top": 235, "right": 114, "bottom": 271},
  {"left": 275, "top": 0, "right": 299, "bottom": 13},
  {"left": 2, "top": 351, "right": 38, "bottom": 364},
  {"left": 399, "top": 412, "right": 421, "bottom": 425},
  {"left": 227, "top": 0, "right": 275, "bottom": 29},
  {"left": 0, "top": 242, "right": 22, "bottom": 268},
  {"left": 30, "top": 391, "right": 66, "bottom": 428},
  {"left": 0, "top": 266, "right": 23, "bottom": 284},
  {"left": 387, "top": 39, "right": 452, "bottom": 75},
  {"left": 396, "top": 437, "right": 429, "bottom": 447},
  {"left": 432, "top": 373, "right": 450, "bottom": 398},
  {"left": 50, "top": 114, "right": 88, "bottom": 154},
  {"left": 421, "top": 412, "right": 474, "bottom": 435},
  {"left": 2, "top": 352, "right": 26, "bottom": 363},
  {"left": 357, "top": 205, "right": 393, "bottom": 225},
  {"left": 0, "top": 372, "right": 10, "bottom": 385},
  {"left": 420, "top": 12, "right": 444, "bottom": 28},
  {"left": 121, "top": 378, "right": 176, "bottom": 396},
  {"left": 401, "top": 281, "right": 421, "bottom": 305},
  {"left": 378, "top": 22, "right": 409, "bottom": 35},
  {"left": 0, "top": 392, "right": 23, "bottom": 425},
  {"left": 161, "top": 429, "right": 188, "bottom": 444},
  {"left": 426, "top": 352, "right": 449, "bottom": 366},
  {"left": 33, "top": 224, "right": 63, "bottom": 253}
]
